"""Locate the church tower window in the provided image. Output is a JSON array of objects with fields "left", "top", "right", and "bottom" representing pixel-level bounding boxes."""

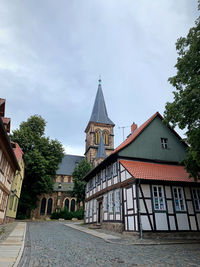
[
  {"left": 95, "top": 130, "right": 101, "bottom": 145},
  {"left": 103, "top": 131, "right": 109, "bottom": 146}
]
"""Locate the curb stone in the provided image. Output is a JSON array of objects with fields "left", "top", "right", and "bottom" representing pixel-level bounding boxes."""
[{"left": 65, "top": 223, "right": 200, "bottom": 246}]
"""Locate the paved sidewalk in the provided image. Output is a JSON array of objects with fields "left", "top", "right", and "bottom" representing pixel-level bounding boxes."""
[
  {"left": 0, "top": 222, "right": 26, "bottom": 267},
  {"left": 65, "top": 222, "right": 200, "bottom": 245}
]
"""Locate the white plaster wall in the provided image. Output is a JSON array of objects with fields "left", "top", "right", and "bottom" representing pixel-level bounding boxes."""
[
  {"left": 108, "top": 180, "right": 112, "bottom": 186},
  {"left": 139, "top": 199, "right": 146, "bottom": 213},
  {"left": 133, "top": 184, "right": 136, "bottom": 197},
  {"left": 155, "top": 213, "right": 168, "bottom": 230},
  {"left": 113, "top": 177, "right": 118, "bottom": 184},
  {"left": 120, "top": 165, "right": 125, "bottom": 172},
  {"left": 103, "top": 183, "right": 106, "bottom": 189},
  {"left": 128, "top": 216, "right": 134, "bottom": 230},
  {"left": 187, "top": 201, "right": 194, "bottom": 215},
  {"left": 110, "top": 214, "right": 114, "bottom": 220},
  {"left": 167, "top": 200, "right": 174, "bottom": 214},
  {"left": 121, "top": 171, "right": 126, "bottom": 182},
  {"left": 169, "top": 216, "right": 176, "bottom": 230},
  {"left": 177, "top": 214, "right": 189, "bottom": 230},
  {"left": 141, "top": 215, "right": 151, "bottom": 230},
  {"left": 104, "top": 213, "right": 108, "bottom": 220},
  {"left": 93, "top": 214, "right": 97, "bottom": 222},
  {"left": 123, "top": 189, "right": 126, "bottom": 200},
  {"left": 126, "top": 171, "right": 131, "bottom": 179},
  {"left": 127, "top": 188, "right": 133, "bottom": 209},
  {"left": 125, "top": 217, "right": 128, "bottom": 230},
  {"left": 134, "top": 199, "right": 137, "bottom": 213},
  {"left": 165, "top": 186, "right": 171, "bottom": 198},
  {"left": 146, "top": 199, "right": 152, "bottom": 213},
  {"left": 116, "top": 214, "right": 120, "bottom": 220},
  {"left": 189, "top": 216, "right": 197, "bottom": 230},
  {"left": 135, "top": 215, "right": 138, "bottom": 231},
  {"left": 141, "top": 184, "right": 150, "bottom": 197}
]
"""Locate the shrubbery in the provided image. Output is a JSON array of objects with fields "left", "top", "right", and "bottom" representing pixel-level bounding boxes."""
[{"left": 50, "top": 207, "right": 84, "bottom": 220}]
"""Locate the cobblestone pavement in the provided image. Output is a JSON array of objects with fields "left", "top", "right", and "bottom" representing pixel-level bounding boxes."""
[
  {"left": 0, "top": 221, "right": 18, "bottom": 243},
  {"left": 18, "top": 221, "right": 200, "bottom": 267}
]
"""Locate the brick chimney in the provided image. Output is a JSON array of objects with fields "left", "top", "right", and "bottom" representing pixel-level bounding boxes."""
[{"left": 131, "top": 122, "right": 137, "bottom": 133}]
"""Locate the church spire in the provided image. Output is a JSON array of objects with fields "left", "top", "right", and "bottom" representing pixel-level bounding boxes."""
[
  {"left": 89, "top": 79, "right": 114, "bottom": 125},
  {"left": 95, "top": 131, "right": 106, "bottom": 159}
]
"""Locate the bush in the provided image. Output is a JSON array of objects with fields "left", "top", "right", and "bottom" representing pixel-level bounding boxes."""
[
  {"left": 72, "top": 207, "right": 84, "bottom": 220},
  {"left": 50, "top": 207, "right": 84, "bottom": 220}
]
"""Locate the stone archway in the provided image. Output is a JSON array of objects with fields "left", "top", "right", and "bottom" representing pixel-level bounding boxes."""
[{"left": 40, "top": 198, "right": 46, "bottom": 215}]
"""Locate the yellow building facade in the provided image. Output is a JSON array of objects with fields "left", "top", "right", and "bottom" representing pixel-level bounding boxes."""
[{"left": 6, "top": 143, "right": 24, "bottom": 222}]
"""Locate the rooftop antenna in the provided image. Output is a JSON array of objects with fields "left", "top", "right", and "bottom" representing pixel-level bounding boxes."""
[{"left": 118, "top": 125, "right": 130, "bottom": 141}]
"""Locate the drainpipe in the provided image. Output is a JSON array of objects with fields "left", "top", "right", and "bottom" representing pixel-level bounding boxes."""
[{"left": 137, "top": 179, "right": 143, "bottom": 240}]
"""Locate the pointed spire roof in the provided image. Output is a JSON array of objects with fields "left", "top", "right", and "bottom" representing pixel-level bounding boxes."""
[
  {"left": 95, "top": 131, "right": 106, "bottom": 159},
  {"left": 89, "top": 79, "right": 114, "bottom": 125}
]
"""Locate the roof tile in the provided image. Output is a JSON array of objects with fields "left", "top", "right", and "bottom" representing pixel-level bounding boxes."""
[{"left": 120, "top": 160, "right": 198, "bottom": 182}]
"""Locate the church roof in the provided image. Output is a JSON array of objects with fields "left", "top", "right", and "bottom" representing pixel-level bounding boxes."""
[
  {"left": 89, "top": 80, "right": 114, "bottom": 125},
  {"left": 56, "top": 154, "right": 84, "bottom": 175},
  {"left": 95, "top": 131, "right": 106, "bottom": 159}
]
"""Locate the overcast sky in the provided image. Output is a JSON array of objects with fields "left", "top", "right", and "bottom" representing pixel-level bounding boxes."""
[{"left": 0, "top": 0, "right": 199, "bottom": 156}]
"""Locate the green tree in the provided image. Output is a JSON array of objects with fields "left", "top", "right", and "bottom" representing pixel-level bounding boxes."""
[
  {"left": 164, "top": 3, "right": 200, "bottom": 180},
  {"left": 11, "top": 115, "right": 64, "bottom": 217},
  {"left": 72, "top": 158, "right": 92, "bottom": 204}
]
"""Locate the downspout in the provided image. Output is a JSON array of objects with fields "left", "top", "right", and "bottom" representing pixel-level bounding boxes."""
[{"left": 137, "top": 179, "right": 143, "bottom": 240}]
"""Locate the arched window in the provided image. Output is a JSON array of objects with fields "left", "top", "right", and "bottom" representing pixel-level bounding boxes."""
[
  {"left": 40, "top": 198, "right": 46, "bottom": 215},
  {"left": 47, "top": 198, "right": 53, "bottom": 215},
  {"left": 65, "top": 198, "right": 69, "bottom": 210},
  {"left": 71, "top": 199, "right": 75, "bottom": 212},
  {"left": 95, "top": 130, "right": 101, "bottom": 145},
  {"left": 103, "top": 131, "right": 109, "bottom": 146}
]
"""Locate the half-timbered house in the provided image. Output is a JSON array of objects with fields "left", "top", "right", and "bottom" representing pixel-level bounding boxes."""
[{"left": 84, "top": 112, "right": 200, "bottom": 232}]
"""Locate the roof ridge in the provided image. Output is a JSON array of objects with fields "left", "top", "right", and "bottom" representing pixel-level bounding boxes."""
[{"left": 114, "top": 111, "right": 160, "bottom": 154}]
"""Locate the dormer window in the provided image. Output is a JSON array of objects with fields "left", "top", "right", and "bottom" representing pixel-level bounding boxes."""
[{"left": 161, "top": 138, "right": 168, "bottom": 149}]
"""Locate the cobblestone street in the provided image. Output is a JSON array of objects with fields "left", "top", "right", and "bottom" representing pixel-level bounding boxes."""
[{"left": 18, "top": 221, "right": 200, "bottom": 267}]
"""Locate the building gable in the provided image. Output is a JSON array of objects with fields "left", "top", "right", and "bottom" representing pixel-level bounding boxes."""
[{"left": 118, "top": 115, "right": 187, "bottom": 163}]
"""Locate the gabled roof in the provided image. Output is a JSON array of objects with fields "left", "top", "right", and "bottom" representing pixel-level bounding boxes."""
[
  {"left": 89, "top": 81, "right": 114, "bottom": 126},
  {"left": 114, "top": 112, "right": 187, "bottom": 154},
  {"left": 120, "top": 160, "right": 197, "bottom": 183},
  {"left": 56, "top": 154, "right": 84, "bottom": 175},
  {"left": 95, "top": 131, "right": 106, "bottom": 159}
]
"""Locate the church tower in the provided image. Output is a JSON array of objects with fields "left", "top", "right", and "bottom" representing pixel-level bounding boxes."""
[{"left": 85, "top": 79, "right": 115, "bottom": 165}]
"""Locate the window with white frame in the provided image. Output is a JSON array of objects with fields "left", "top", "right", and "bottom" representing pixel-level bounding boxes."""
[
  {"left": 102, "top": 169, "right": 106, "bottom": 182},
  {"left": 108, "top": 191, "right": 114, "bottom": 213},
  {"left": 173, "top": 187, "right": 186, "bottom": 211},
  {"left": 107, "top": 166, "right": 112, "bottom": 179},
  {"left": 192, "top": 188, "right": 200, "bottom": 211},
  {"left": 113, "top": 162, "right": 118, "bottom": 176},
  {"left": 115, "top": 190, "right": 120, "bottom": 213},
  {"left": 161, "top": 138, "right": 168, "bottom": 149},
  {"left": 103, "top": 194, "right": 108, "bottom": 212},
  {"left": 153, "top": 186, "right": 166, "bottom": 210}
]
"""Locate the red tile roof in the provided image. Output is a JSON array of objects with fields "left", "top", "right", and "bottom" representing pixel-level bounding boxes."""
[
  {"left": 119, "top": 160, "right": 197, "bottom": 182},
  {"left": 12, "top": 142, "right": 23, "bottom": 162}
]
